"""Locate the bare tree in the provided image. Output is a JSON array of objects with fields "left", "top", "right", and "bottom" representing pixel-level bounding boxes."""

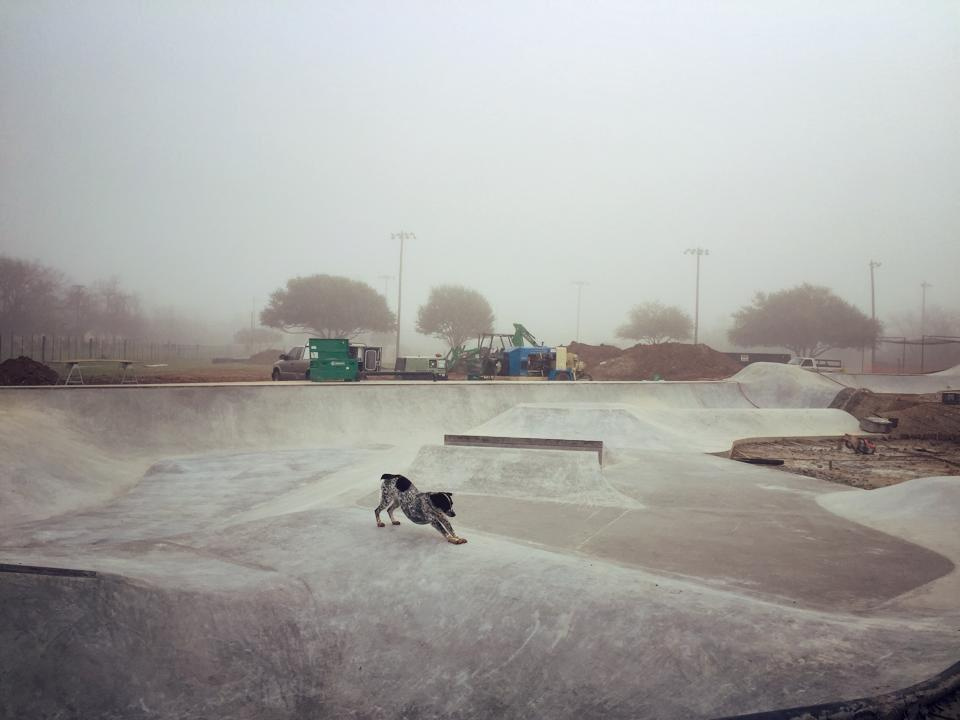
[
  {"left": 0, "top": 255, "right": 65, "bottom": 334},
  {"left": 88, "top": 277, "right": 144, "bottom": 337}
]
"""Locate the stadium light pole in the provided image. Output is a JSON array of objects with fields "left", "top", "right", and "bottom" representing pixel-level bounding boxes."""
[
  {"left": 921, "top": 281, "right": 932, "bottom": 337},
  {"left": 572, "top": 281, "right": 588, "bottom": 342},
  {"left": 378, "top": 275, "right": 394, "bottom": 303},
  {"left": 869, "top": 260, "right": 881, "bottom": 371},
  {"left": 392, "top": 232, "right": 415, "bottom": 366},
  {"left": 684, "top": 248, "right": 709, "bottom": 344}
]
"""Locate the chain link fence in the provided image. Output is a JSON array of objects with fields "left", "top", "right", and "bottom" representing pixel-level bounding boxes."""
[{"left": 0, "top": 333, "right": 252, "bottom": 364}]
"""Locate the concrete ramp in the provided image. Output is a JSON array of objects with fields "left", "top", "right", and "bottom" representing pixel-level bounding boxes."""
[
  {"left": 469, "top": 402, "right": 860, "bottom": 452},
  {"left": 826, "top": 366, "right": 960, "bottom": 394},
  {"left": 1, "top": 379, "right": 957, "bottom": 719},
  {"left": 406, "top": 444, "right": 640, "bottom": 508},
  {"left": 732, "top": 362, "right": 846, "bottom": 407}
]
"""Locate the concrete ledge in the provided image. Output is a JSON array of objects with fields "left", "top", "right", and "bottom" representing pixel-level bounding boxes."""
[
  {"left": 0, "top": 563, "right": 97, "bottom": 578},
  {"left": 444, "top": 434, "right": 604, "bottom": 464},
  {"left": 715, "top": 658, "right": 960, "bottom": 719}
]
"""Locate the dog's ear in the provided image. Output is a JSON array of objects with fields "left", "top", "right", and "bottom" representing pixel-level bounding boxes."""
[
  {"left": 429, "top": 492, "right": 452, "bottom": 512},
  {"left": 380, "top": 473, "right": 393, "bottom": 480},
  {"left": 394, "top": 475, "right": 412, "bottom": 492}
]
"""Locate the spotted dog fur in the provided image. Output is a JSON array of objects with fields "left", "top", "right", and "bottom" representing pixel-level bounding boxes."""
[{"left": 375, "top": 473, "right": 467, "bottom": 545}]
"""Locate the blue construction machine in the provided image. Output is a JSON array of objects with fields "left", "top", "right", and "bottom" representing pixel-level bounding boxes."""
[{"left": 447, "top": 323, "right": 587, "bottom": 380}]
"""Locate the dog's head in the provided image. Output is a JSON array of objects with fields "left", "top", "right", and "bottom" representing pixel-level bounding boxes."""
[{"left": 429, "top": 492, "right": 456, "bottom": 517}]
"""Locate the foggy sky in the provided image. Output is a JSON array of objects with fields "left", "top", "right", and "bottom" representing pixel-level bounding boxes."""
[{"left": 2, "top": 1, "right": 958, "bottom": 351}]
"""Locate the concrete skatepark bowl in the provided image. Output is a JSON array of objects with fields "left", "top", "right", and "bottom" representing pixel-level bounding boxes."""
[{"left": 1, "top": 363, "right": 958, "bottom": 719}]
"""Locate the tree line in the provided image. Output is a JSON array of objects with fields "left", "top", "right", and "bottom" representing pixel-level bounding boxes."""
[
  {"left": 0, "top": 255, "right": 210, "bottom": 343},
  {"left": 258, "top": 274, "right": 897, "bottom": 359},
  {"left": 4, "top": 254, "right": 953, "bottom": 360}
]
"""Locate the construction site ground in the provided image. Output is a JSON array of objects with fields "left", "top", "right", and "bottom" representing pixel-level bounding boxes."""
[{"left": 733, "top": 391, "right": 960, "bottom": 490}]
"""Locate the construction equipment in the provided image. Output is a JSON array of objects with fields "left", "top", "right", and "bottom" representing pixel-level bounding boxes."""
[
  {"left": 445, "top": 322, "right": 588, "bottom": 380},
  {"left": 394, "top": 355, "right": 448, "bottom": 380}
]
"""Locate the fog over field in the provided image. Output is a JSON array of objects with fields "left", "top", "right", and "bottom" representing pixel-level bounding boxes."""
[{"left": 1, "top": 1, "right": 958, "bottom": 350}]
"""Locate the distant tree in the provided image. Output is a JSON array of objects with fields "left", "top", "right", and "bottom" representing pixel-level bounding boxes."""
[
  {"left": 148, "top": 306, "right": 209, "bottom": 345},
  {"left": 260, "top": 274, "right": 394, "bottom": 338},
  {"left": 88, "top": 277, "right": 144, "bottom": 337},
  {"left": 887, "top": 306, "right": 960, "bottom": 339},
  {"left": 728, "top": 284, "right": 879, "bottom": 357},
  {"left": 234, "top": 326, "right": 282, "bottom": 348},
  {"left": 416, "top": 285, "right": 494, "bottom": 351},
  {"left": 0, "top": 255, "right": 65, "bottom": 334},
  {"left": 617, "top": 302, "right": 693, "bottom": 344}
]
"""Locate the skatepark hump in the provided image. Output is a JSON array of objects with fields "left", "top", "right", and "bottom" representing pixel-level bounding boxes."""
[{"left": 1, "top": 365, "right": 958, "bottom": 719}]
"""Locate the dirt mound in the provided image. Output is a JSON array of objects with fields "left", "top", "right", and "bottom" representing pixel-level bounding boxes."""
[
  {"left": 566, "top": 342, "right": 623, "bottom": 370},
  {"left": 248, "top": 349, "right": 284, "bottom": 364},
  {"left": 832, "top": 389, "right": 960, "bottom": 438},
  {"left": 586, "top": 342, "right": 743, "bottom": 381},
  {"left": 0, "top": 356, "right": 60, "bottom": 385}
]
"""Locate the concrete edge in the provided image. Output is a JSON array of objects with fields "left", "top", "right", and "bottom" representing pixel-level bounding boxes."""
[
  {"left": 726, "top": 435, "right": 865, "bottom": 459},
  {"left": 713, "top": 658, "right": 960, "bottom": 720}
]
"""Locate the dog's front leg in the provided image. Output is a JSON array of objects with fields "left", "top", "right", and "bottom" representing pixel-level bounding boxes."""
[
  {"left": 431, "top": 516, "right": 467, "bottom": 545},
  {"left": 386, "top": 500, "right": 401, "bottom": 526}
]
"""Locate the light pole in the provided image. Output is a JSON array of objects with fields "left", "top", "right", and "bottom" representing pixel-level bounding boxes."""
[
  {"left": 392, "top": 231, "right": 415, "bottom": 365},
  {"left": 869, "top": 260, "right": 881, "bottom": 371},
  {"left": 71, "top": 284, "right": 85, "bottom": 337},
  {"left": 684, "top": 248, "right": 709, "bottom": 344},
  {"left": 378, "top": 275, "right": 394, "bottom": 303},
  {"left": 920, "top": 281, "right": 932, "bottom": 372},
  {"left": 572, "top": 281, "right": 588, "bottom": 342}
]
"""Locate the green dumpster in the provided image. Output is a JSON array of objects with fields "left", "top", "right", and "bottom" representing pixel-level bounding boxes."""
[{"left": 308, "top": 338, "right": 358, "bottom": 382}]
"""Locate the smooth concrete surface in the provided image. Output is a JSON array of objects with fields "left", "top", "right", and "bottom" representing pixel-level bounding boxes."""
[
  {"left": 823, "top": 363, "right": 960, "bottom": 394},
  {"left": 1, "top": 366, "right": 958, "bottom": 719}
]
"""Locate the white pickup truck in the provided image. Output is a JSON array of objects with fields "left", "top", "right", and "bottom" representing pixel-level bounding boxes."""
[{"left": 788, "top": 357, "right": 844, "bottom": 372}]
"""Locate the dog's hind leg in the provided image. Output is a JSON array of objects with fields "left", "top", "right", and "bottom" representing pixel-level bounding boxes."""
[
  {"left": 386, "top": 499, "right": 401, "bottom": 526},
  {"left": 375, "top": 489, "right": 391, "bottom": 528}
]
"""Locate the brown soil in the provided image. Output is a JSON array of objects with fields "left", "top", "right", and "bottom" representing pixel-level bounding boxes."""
[
  {"left": 831, "top": 389, "right": 960, "bottom": 438},
  {"left": 731, "top": 436, "right": 960, "bottom": 490},
  {"left": 734, "top": 391, "right": 960, "bottom": 489},
  {"left": 0, "top": 356, "right": 60, "bottom": 385},
  {"left": 573, "top": 341, "right": 742, "bottom": 381},
  {"left": 566, "top": 342, "right": 624, "bottom": 369}
]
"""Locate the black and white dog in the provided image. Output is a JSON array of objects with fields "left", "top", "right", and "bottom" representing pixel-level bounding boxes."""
[{"left": 375, "top": 473, "right": 467, "bottom": 545}]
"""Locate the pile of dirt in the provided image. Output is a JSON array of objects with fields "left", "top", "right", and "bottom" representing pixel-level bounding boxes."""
[
  {"left": 0, "top": 356, "right": 60, "bottom": 385},
  {"left": 248, "top": 348, "right": 284, "bottom": 364},
  {"left": 579, "top": 342, "right": 743, "bottom": 381},
  {"left": 566, "top": 342, "right": 623, "bottom": 369},
  {"left": 831, "top": 389, "right": 960, "bottom": 438}
]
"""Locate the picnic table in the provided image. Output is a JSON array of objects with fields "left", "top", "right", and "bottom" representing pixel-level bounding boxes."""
[{"left": 61, "top": 359, "right": 167, "bottom": 385}]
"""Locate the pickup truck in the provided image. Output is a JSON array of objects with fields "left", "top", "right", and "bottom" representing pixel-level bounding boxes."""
[
  {"left": 272, "top": 343, "right": 382, "bottom": 381},
  {"left": 788, "top": 357, "right": 844, "bottom": 372}
]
